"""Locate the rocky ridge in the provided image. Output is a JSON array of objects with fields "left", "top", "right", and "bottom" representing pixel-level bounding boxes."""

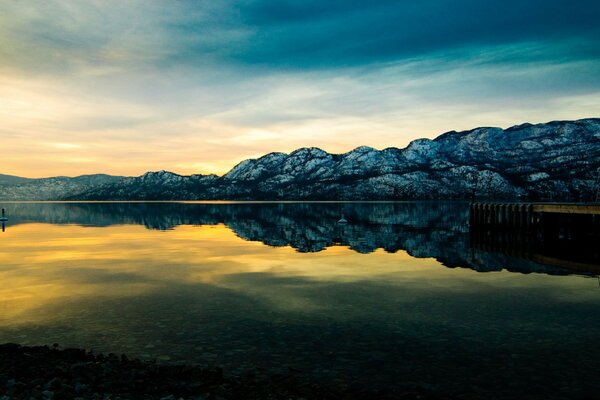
[
  {"left": 0, "top": 174, "right": 123, "bottom": 201},
  {"left": 1, "top": 118, "right": 599, "bottom": 200}
]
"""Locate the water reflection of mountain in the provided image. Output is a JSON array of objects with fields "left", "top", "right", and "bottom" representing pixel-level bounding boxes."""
[{"left": 2, "top": 202, "right": 597, "bottom": 276}]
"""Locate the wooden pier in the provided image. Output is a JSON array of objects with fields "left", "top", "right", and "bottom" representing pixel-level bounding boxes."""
[
  {"left": 469, "top": 202, "right": 600, "bottom": 274},
  {"left": 469, "top": 202, "right": 600, "bottom": 230}
]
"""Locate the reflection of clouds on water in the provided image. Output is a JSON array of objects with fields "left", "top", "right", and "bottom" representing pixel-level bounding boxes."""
[
  {"left": 0, "top": 209, "right": 599, "bottom": 397},
  {"left": 0, "top": 220, "right": 596, "bottom": 327},
  {"left": 1, "top": 201, "right": 594, "bottom": 276}
]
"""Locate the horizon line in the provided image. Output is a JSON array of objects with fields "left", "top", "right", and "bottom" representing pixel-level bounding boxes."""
[{"left": 3, "top": 116, "right": 597, "bottom": 180}]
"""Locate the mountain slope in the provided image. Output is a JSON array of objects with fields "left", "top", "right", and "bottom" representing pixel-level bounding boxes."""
[
  {"left": 3, "top": 118, "right": 599, "bottom": 201},
  {"left": 0, "top": 174, "right": 124, "bottom": 201},
  {"left": 0, "top": 174, "right": 32, "bottom": 186},
  {"left": 71, "top": 118, "right": 600, "bottom": 201},
  {"left": 71, "top": 171, "right": 220, "bottom": 200}
]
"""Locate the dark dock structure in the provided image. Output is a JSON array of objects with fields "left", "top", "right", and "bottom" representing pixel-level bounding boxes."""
[
  {"left": 469, "top": 202, "right": 600, "bottom": 230},
  {"left": 469, "top": 202, "right": 600, "bottom": 274},
  {"left": 469, "top": 203, "right": 600, "bottom": 230}
]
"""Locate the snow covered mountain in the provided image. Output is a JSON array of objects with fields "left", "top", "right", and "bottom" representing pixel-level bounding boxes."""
[
  {"left": 0, "top": 174, "right": 124, "bottom": 201},
  {"left": 2, "top": 118, "right": 599, "bottom": 201}
]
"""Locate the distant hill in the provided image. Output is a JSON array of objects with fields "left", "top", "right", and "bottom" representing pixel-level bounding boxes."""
[
  {"left": 0, "top": 174, "right": 124, "bottom": 201},
  {"left": 2, "top": 118, "right": 600, "bottom": 201},
  {"left": 0, "top": 174, "right": 32, "bottom": 186}
]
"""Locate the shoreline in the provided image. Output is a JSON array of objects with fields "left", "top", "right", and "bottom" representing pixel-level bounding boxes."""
[{"left": 0, "top": 343, "right": 440, "bottom": 400}]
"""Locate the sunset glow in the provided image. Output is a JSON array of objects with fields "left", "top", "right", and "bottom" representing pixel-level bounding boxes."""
[{"left": 1, "top": 1, "right": 599, "bottom": 177}]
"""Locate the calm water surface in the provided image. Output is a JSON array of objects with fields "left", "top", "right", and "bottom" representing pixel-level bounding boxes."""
[{"left": 0, "top": 202, "right": 598, "bottom": 398}]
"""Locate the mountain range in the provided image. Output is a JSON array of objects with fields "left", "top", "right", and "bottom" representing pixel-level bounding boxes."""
[{"left": 1, "top": 118, "right": 599, "bottom": 201}]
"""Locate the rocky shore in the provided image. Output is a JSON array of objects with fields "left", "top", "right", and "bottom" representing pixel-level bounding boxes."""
[{"left": 0, "top": 343, "right": 447, "bottom": 400}]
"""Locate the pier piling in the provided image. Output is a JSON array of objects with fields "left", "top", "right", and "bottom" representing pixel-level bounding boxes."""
[
  {"left": 469, "top": 202, "right": 600, "bottom": 274},
  {"left": 470, "top": 202, "right": 600, "bottom": 231}
]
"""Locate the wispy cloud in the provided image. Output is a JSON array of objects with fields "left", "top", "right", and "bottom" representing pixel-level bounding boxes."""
[{"left": 0, "top": 1, "right": 599, "bottom": 177}]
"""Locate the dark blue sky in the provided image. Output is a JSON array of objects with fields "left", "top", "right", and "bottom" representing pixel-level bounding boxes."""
[
  {"left": 217, "top": 0, "right": 600, "bottom": 67},
  {"left": 0, "top": 0, "right": 599, "bottom": 176}
]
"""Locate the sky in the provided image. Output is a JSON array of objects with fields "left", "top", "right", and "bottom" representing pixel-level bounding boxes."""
[{"left": 1, "top": 0, "right": 599, "bottom": 178}]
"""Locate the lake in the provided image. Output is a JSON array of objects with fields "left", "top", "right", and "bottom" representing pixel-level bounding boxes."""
[{"left": 0, "top": 202, "right": 598, "bottom": 398}]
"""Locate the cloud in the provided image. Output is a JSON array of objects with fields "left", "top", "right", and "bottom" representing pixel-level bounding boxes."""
[
  {"left": 0, "top": 1, "right": 599, "bottom": 177},
  {"left": 3, "top": 1, "right": 599, "bottom": 73},
  {"left": 214, "top": 0, "right": 600, "bottom": 68},
  {"left": 49, "top": 143, "right": 83, "bottom": 150}
]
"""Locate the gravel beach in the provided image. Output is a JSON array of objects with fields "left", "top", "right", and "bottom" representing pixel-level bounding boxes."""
[{"left": 0, "top": 343, "right": 447, "bottom": 400}]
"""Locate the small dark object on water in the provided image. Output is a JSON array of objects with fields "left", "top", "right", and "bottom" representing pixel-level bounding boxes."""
[{"left": 337, "top": 208, "right": 348, "bottom": 224}]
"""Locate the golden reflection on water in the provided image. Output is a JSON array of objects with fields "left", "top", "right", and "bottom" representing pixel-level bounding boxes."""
[
  {"left": 2, "top": 216, "right": 599, "bottom": 398},
  {"left": 0, "top": 222, "right": 596, "bottom": 328}
]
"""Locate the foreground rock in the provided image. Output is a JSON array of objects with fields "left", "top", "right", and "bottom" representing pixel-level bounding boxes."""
[{"left": 0, "top": 343, "right": 446, "bottom": 400}]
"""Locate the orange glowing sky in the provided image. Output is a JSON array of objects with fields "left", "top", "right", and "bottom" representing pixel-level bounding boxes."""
[
  {"left": 2, "top": 222, "right": 594, "bottom": 326},
  {"left": 1, "top": 1, "right": 599, "bottom": 178}
]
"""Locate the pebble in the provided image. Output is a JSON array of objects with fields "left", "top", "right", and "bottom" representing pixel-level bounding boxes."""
[{"left": 42, "top": 390, "right": 54, "bottom": 399}]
